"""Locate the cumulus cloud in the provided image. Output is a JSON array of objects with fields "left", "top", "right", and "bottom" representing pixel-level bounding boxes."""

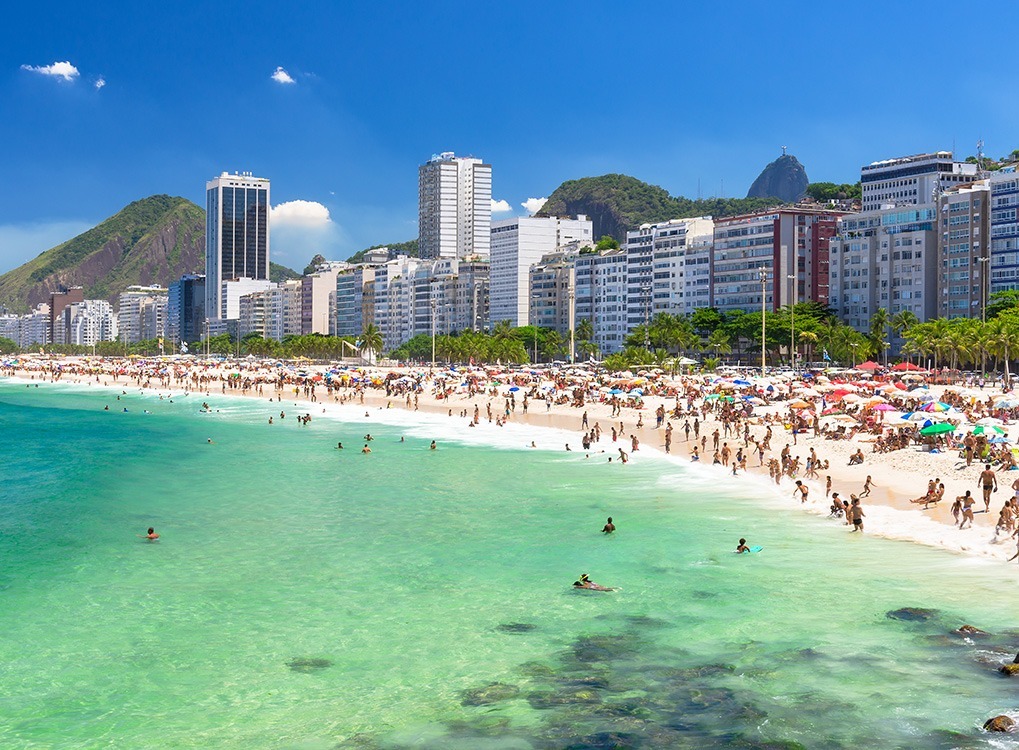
[
  {"left": 21, "top": 61, "right": 79, "bottom": 81},
  {"left": 269, "top": 200, "right": 346, "bottom": 267},
  {"left": 94, "top": 76, "right": 106, "bottom": 90},
  {"left": 270, "top": 200, "right": 331, "bottom": 227},
  {"left": 271, "top": 66, "right": 296, "bottom": 84},
  {"left": 521, "top": 197, "right": 547, "bottom": 215},
  {"left": 490, "top": 198, "right": 512, "bottom": 213}
]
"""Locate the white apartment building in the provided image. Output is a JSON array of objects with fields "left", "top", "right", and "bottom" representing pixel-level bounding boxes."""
[
  {"left": 220, "top": 277, "right": 274, "bottom": 321},
  {"left": 205, "top": 172, "right": 270, "bottom": 321},
  {"left": 829, "top": 205, "right": 938, "bottom": 346},
  {"left": 17, "top": 304, "right": 51, "bottom": 348},
  {"left": 335, "top": 265, "right": 377, "bottom": 337},
  {"left": 990, "top": 167, "right": 1019, "bottom": 294},
  {"left": 575, "top": 249, "right": 628, "bottom": 355},
  {"left": 238, "top": 281, "right": 302, "bottom": 342},
  {"left": 301, "top": 268, "right": 342, "bottom": 334},
  {"left": 490, "top": 215, "right": 592, "bottom": 327},
  {"left": 117, "top": 286, "right": 167, "bottom": 344},
  {"left": 66, "top": 299, "right": 117, "bottom": 346},
  {"left": 860, "top": 152, "right": 977, "bottom": 212},
  {"left": 418, "top": 152, "right": 492, "bottom": 260},
  {"left": 624, "top": 217, "right": 714, "bottom": 328}
]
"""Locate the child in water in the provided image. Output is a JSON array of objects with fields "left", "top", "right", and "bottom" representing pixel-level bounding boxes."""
[{"left": 736, "top": 538, "right": 750, "bottom": 554}]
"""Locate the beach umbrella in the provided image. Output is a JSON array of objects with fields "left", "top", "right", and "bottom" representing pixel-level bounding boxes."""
[
  {"left": 989, "top": 436, "right": 1011, "bottom": 444},
  {"left": 857, "top": 361, "right": 881, "bottom": 371},
  {"left": 508, "top": 386, "right": 520, "bottom": 392},
  {"left": 608, "top": 388, "right": 624, "bottom": 395},
  {"left": 891, "top": 361, "right": 924, "bottom": 372},
  {"left": 629, "top": 389, "right": 644, "bottom": 396},
  {"left": 919, "top": 401, "right": 951, "bottom": 412},
  {"left": 840, "top": 393, "right": 862, "bottom": 403},
  {"left": 872, "top": 403, "right": 896, "bottom": 411},
  {"left": 995, "top": 399, "right": 1019, "bottom": 409},
  {"left": 973, "top": 425, "right": 1006, "bottom": 436},
  {"left": 788, "top": 399, "right": 813, "bottom": 409},
  {"left": 977, "top": 417, "right": 1005, "bottom": 426},
  {"left": 733, "top": 378, "right": 752, "bottom": 386},
  {"left": 920, "top": 422, "right": 956, "bottom": 435}
]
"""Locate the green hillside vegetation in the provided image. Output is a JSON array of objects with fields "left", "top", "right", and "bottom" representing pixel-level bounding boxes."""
[
  {"left": 805, "top": 182, "right": 862, "bottom": 201},
  {"left": 0, "top": 194, "right": 299, "bottom": 312},
  {"left": 270, "top": 262, "right": 302, "bottom": 282},
  {"left": 346, "top": 239, "right": 418, "bottom": 264},
  {"left": 535, "top": 174, "right": 786, "bottom": 241}
]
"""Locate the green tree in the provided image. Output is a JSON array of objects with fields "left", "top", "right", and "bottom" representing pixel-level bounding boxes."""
[
  {"left": 595, "top": 235, "right": 620, "bottom": 251},
  {"left": 0, "top": 336, "right": 19, "bottom": 353},
  {"left": 358, "top": 324, "right": 384, "bottom": 363}
]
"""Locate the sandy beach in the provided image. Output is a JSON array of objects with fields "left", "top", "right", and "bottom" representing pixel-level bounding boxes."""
[{"left": 6, "top": 356, "right": 1019, "bottom": 563}]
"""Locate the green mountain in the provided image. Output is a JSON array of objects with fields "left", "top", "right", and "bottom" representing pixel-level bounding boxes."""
[
  {"left": 346, "top": 239, "right": 418, "bottom": 264},
  {"left": 0, "top": 195, "right": 299, "bottom": 312},
  {"left": 535, "top": 174, "right": 785, "bottom": 241}
]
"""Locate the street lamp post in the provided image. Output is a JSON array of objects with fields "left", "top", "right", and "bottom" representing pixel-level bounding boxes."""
[
  {"left": 568, "top": 278, "right": 576, "bottom": 365},
  {"left": 759, "top": 267, "right": 767, "bottom": 376},
  {"left": 883, "top": 341, "right": 890, "bottom": 368},
  {"left": 850, "top": 341, "right": 859, "bottom": 367},
  {"left": 787, "top": 274, "right": 796, "bottom": 372},
  {"left": 642, "top": 283, "right": 651, "bottom": 352},
  {"left": 978, "top": 256, "right": 990, "bottom": 378}
]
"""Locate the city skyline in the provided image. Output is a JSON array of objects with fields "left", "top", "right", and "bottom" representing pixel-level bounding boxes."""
[{"left": 3, "top": 1, "right": 1018, "bottom": 273}]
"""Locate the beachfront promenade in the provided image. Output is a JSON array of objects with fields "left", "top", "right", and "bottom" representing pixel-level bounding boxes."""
[{"left": 4, "top": 355, "right": 1019, "bottom": 561}]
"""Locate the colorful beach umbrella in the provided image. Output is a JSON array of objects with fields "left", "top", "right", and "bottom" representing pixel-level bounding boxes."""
[
  {"left": 972, "top": 425, "right": 1006, "bottom": 436},
  {"left": 920, "top": 422, "right": 956, "bottom": 435},
  {"left": 919, "top": 401, "right": 951, "bottom": 412}
]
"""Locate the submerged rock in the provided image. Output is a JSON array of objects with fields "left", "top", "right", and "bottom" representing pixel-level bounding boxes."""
[
  {"left": 516, "top": 661, "right": 556, "bottom": 679},
  {"left": 984, "top": 715, "right": 1016, "bottom": 732},
  {"left": 886, "top": 607, "right": 940, "bottom": 622},
  {"left": 527, "top": 688, "right": 603, "bottom": 709},
  {"left": 955, "top": 625, "right": 990, "bottom": 637},
  {"left": 571, "top": 634, "right": 638, "bottom": 663},
  {"left": 459, "top": 682, "right": 521, "bottom": 706},
  {"left": 625, "top": 615, "right": 672, "bottom": 629},
  {"left": 496, "top": 622, "right": 537, "bottom": 633},
  {"left": 999, "top": 663, "right": 1019, "bottom": 676},
  {"left": 286, "top": 657, "right": 333, "bottom": 673}
]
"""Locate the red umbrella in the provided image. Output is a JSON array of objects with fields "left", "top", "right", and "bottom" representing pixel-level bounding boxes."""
[
  {"left": 891, "top": 362, "right": 924, "bottom": 372},
  {"left": 857, "top": 361, "right": 881, "bottom": 371}
]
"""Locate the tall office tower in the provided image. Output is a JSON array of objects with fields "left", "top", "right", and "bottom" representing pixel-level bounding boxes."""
[
  {"left": 490, "top": 215, "right": 592, "bottom": 327},
  {"left": 205, "top": 172, "right": 270, "bottom": 321},
  {"left": 860, "top": 152, "right": 977, "bottom": 212},
  {"left": 418, "top": 152, "right": 492, "bottom": 260}
]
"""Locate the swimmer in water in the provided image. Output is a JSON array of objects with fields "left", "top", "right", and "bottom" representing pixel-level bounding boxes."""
[
  {"left": 602, "top": 517, "right": 615, "bottom": 533},
  {"left": 336, "top": 442, "right": 343, "bottom": 449},
  {"left": 361, "top": 444, "right": 372, "bottom": 453},
  {"left": 207, "top": 438, "right": 214, "bottom": 444},
  {"left": 573, "top": 573, "right": 593, "bottom": 589},
  {"left": 736, "top": 538, "right": 750, "bottom": 553},
  {"left": 430, "top": 440, "right": 436, "bottom": 450},
  {"left": 139, "top": 527, "right": 159, "bottom": 540}
]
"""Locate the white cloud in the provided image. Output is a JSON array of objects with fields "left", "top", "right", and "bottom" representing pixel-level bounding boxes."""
[
  {"left": 270, "top": 200, "right": 331, "bottom": 227},
  {"left": 271, "top": 66, "right": 296, "bottom": 85},
  {"left": 521, "top": 197, "right": 547, "bottom": 215},
  {"left": 94, "top": 76, "right": 106, "bottom": 90},
  {"left": 490, "top": 198, "right": 512, "bottom": 213},
  {"left": 21, "top": 61, "right": 79, "bottom": 82}
]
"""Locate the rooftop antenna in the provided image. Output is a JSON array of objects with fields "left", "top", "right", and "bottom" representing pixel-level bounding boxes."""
[{"left": 781, "top": 145, "right": 787, "bottom": 156}]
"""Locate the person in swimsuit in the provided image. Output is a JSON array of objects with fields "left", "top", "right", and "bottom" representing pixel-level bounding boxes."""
[
  {"left": 979, "top": 464, "right": 998, "bottom": 513},
  {"left": 140, "top": 527, "right": 159, "bottom": 540},
  {"left": 959, "top": 491, "right": 976, "bottom": 529},
  {"left": 602, "top": 517, "right": 615, "bottom": 534},
  {"left": 793, "top": 480, "right": 808, "bottom": 503},
  {"left": 849, "top": 497, "right": 865, "bottom": 532},
  {"left": 736, "top": 538, "right": 750, "bottom": 553}
]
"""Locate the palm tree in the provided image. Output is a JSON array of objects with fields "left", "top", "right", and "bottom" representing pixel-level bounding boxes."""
[
  {"left": 358, "top": 323, "right": 384, "bottom": 363},
  {"left": 798, "top": 330, "right": 819, "bottom": 366},
  {"left": 705, "top": 329, "right": 731, "bottom": 362},
  {"left": 868, "top": 307, "right": 890, "bottom": 358}
]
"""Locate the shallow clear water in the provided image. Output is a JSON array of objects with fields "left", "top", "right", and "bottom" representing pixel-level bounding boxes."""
[{"left": 2, "top": 379, "right": 1019, "bottom": 749}]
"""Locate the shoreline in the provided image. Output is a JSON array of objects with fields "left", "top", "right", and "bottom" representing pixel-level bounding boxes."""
[{"left": 5, "top": 363, "right": 1019, "bottom": 565}]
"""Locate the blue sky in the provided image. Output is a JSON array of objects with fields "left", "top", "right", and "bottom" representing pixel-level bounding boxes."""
[{"left": 2, "top": 1, "right": 1018, "bottom": 272}]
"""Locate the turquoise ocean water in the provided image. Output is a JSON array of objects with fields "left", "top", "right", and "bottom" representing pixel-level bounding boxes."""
[{"left": 2, "top": 378, "right": 1019, "bottom": 749}]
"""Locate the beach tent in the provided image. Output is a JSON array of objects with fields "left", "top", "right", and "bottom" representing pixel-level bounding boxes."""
[{"left": 891, "top": 362, "right": 925, "bottom": 372}]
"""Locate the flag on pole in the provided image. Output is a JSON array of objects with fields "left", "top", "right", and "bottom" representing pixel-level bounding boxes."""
[
  {"left": 822, "top": 348, "right": 831, "bottom": 362},
  {"left": 180, "top": 341, "right": 189, "bottom": 354}
]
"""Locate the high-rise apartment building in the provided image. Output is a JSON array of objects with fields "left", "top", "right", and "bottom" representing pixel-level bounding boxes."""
[
  {"left": 574, "top": 249, "right": 628, "bottom": 355},
  {"left": 860, "top": 152, "right": 977, "bottom": 211},
  {"left": 937, "top": 182, "right": 990, "bottom": 318},
  {"left": 490, "top": 215, "right": 592, "bottom": 327},
  {"left": 418, "top": 152, "right": 491, "bottom": 261},
  {"left": 168, "top": 274, "right": 206, "bottom": 344},
  {"left": 990, "top": 167, "right": 1019, "bottom": 294},
  {"left": 829, "top": 205, "right": 938, "bottom": 346},
  {"left": 65, "top": 300, "right": 117, "bottom": 347},
  {"left": 117, "top": 286, "right": 168, "bottom": 344},
  {"left": 301, "top": 267, "right": 343, "bottom": 334},
  {"left": 335, "top": 266, "right": 377, "bottom": 338},
  {"left": 205, "top": 172, "right": 270, "bottom": 322},
  {"left": 711, "top": 208, "right": 846, "bottom": 313},
  {"left": 49, "top": 287, "right": 84, "bottom": 344}
]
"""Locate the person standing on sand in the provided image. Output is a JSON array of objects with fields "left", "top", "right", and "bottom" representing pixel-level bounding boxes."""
[{"left": 979, "top": 464, "right": 998, "bottom": 513}]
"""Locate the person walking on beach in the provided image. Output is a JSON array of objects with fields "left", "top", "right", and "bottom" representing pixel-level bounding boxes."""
[
  {"left": 860, "top": 475, "right": 873, "bottom": 499},
  {"left": 979, "top": 464, "right": 998, "bottom": 513},
  {"left": 793, "top": 480, "right": 808, "bottom": 503},
  {"left": 849, "top": 497, "right": 865, "bottom": 532},
  {"left": 958, "top": 491, "right": 976, "bottom": 529}
]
